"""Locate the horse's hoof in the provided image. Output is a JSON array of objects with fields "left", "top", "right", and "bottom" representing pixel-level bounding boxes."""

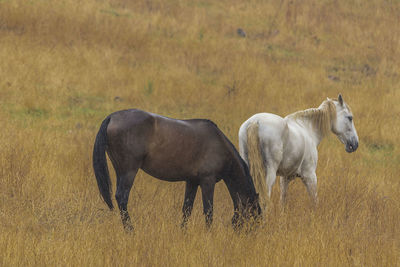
[
  {"left": 123, "top": 224, "right": 134, "bottom": 233},
  {"left": 180, "top": 223, "right": 187, "bottom": 230}
]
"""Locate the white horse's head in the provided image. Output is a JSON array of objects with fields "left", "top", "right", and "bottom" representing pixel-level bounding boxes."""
[{"left": 331, "top": 94, "right": 359, "bottom": 153}]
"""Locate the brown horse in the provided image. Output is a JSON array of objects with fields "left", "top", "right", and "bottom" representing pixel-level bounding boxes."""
[{"left": 93, "top": 109, "right": 261, "bottom": 230}]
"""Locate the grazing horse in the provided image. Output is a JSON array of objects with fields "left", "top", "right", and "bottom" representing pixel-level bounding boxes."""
[
  {"left": 93, "top": 109, "right": 261, "bottom": 230},
  {"left": 238, "top": 94, "right": 359, "bottom": 207}
]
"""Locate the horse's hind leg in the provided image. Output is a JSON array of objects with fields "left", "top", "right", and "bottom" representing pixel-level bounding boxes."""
[
  {"left": 200, "top": 178, "right": 216, "bottom": 228},
  {"left": 280, "top": 176, "right": 289, "bottom": 206},
  {"left": 301, "top": 173, "right": 318, "bottom": 206},
  {"left": 280, "top": 176, "right": 295, "bottom": 208},
  {"left": 115, "top": 168, "right": 139, "bottom": 231},
  {"left": 262, "top": 142, "right": 282, "bottom": 199},
  {"left": 266, "top": 169, "right": 277, "bottom": 199},
  {"left": 181, "top": 181, "right": 198, "bottom": 228}
]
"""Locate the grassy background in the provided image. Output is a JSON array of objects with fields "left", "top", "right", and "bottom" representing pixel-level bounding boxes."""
[{"left": 1, "top": 0, "right": 399, "bottom": 265}]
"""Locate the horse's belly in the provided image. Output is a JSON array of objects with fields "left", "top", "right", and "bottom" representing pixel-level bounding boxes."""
[
  {"left": 141, "top": 159, "right": 198, "bottom": 181},
  {"left": 277, "top": 165, "right": 302, "bottom": 177},
  {"left": 277, "top": 158, "right": 301, "bottom": 177}
]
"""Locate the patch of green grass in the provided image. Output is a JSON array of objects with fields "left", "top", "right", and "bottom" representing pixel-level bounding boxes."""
[
  {"left": 60, "top": 93, "right": 109, "bottom": 120},
  {"left": 99, "top": 9, "right": 132, "bottom": 18},
  {"left": 367, "top": 141, "right": 394, "bottom": 156},
  {"left": 362, "top": 140, "right": 396, "bottom": 166},
  {"left": 199, "top": 28, "right": 205, "bottom": 41},
  {"left": 189, "top": 1, "right": 213, "bottom": 8},
  {"left": 266, "top": 44, "right": 302, "bottom": 60},
  {"left": 144, "top": 81, "right": 154, "bottom": 96},
  {"left": 24, "top": 107, "right": 49, "bottom": 118},
  {"left": 70, "top": 107, "right": 99, "bottom": 117},
  {"left": 4, "top": 106, "right": 50, "bottom": 121}
]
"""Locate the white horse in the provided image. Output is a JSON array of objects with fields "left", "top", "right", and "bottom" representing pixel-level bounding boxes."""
[{"left": 238, "top": 94, "right": 358, "bottom": 207}]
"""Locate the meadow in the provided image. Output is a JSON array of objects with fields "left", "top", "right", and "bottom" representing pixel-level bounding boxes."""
[{"left": 1, "top": 0, "right": 399, "bottom": 265}]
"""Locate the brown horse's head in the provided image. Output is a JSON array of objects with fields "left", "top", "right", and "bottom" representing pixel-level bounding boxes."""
[
  {"left": 222, "top": 149, "right": 262, "bottom": 229},
  {"left": 230, "top": 189, "right": 262, "bottom": 229},
  {"left": 250, "top": 193, "right": 262, "bottom": 218}
]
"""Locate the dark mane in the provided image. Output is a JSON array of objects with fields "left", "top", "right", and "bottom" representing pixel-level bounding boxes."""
[
  {"left": 225, "top": 135, "right": 252, "bottom": 176},
  {"left": 187, "top": 118, "right": 217, "bottom": 125},
  {"left": 187, "top": 119, "right": 255, "bottom": 192},
  {"left": 209, "top": 123, "right": 252, "bottom": 178}
]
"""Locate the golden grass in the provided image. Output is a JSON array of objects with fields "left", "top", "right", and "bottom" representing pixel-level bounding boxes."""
[{"left": 1, "top": 0, "right": 400, "bottom": 265}]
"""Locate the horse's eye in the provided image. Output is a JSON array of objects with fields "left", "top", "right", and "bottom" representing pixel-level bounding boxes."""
[{"left": 348, "top": 116, "right": 353, "bottom": 122}]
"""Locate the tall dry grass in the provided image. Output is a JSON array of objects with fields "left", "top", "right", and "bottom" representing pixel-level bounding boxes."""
[{"left": 0, "top": 0, "right": 399, "bottom": 265}]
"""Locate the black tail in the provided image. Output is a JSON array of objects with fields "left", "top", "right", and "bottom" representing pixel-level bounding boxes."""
[{"left": 93, "top": 116, "right": 114, "bottom": 210}]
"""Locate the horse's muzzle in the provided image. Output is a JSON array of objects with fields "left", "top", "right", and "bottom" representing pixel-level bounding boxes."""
[{"left": 345, "top": 138, "right": 359, "bottom": 153}]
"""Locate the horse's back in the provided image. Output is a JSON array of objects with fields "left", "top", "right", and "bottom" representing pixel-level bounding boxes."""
[
  {"left": 240, "top": 113, "right": 288, "bottom": 143},
  {"left": 108, "top": 108, "right": 153, "bottom": 128},
  {"left": 107, "top": 110, "right": 231, "bottom": 181},
  {"left": 239, "top": 113, "right": 290, "bottom": 172},
  {"left": 147, "top": 116, "right": 226, "bottom": 160},
  {"left": 145, "top": 117, "right": 234, "bottom": 180}
]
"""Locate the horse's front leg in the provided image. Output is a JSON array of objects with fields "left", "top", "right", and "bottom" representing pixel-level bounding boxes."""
[
  {"left": 200, "top": 178, "right": 216, "bottom": 228},
  {"left": 181, "top": 181, "right": 198, "bottom": 228}
]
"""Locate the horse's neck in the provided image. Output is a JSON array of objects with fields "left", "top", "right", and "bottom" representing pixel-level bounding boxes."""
[
  {"left": 222, "top": 156, "right": 255, "bottom": 208},
  {"left": 224, "top": 156, "right": 247, "bottom": 183},
  {"left": 221, "top": 138, "right": 251, "bottom": 184},
  {"left": 288, "top": 108, "right": 329, "bottom": 147},
  {"left": 299, "top": 118, "right": 324, "bottom": 146},
  {"left": 285, "top": 100, "right": 336, "bottom": 148}
]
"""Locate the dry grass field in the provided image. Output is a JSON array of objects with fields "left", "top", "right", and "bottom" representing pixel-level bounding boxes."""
[{"left": 1, "top": 0, "right": 400, "bottom": 265}]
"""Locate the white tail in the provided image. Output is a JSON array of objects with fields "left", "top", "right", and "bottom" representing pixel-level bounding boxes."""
[{"left": 246, "top": 122, "right": 268, "bottom": 210}]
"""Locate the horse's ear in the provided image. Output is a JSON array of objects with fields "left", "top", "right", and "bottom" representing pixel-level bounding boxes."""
[{"left": 338, "top": 94, "right": 344, "bottom": 106}]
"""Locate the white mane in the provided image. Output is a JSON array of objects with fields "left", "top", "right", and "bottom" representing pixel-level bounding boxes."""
[{"left": 286, "top": 99, "right": 337, "bottom": 137}]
